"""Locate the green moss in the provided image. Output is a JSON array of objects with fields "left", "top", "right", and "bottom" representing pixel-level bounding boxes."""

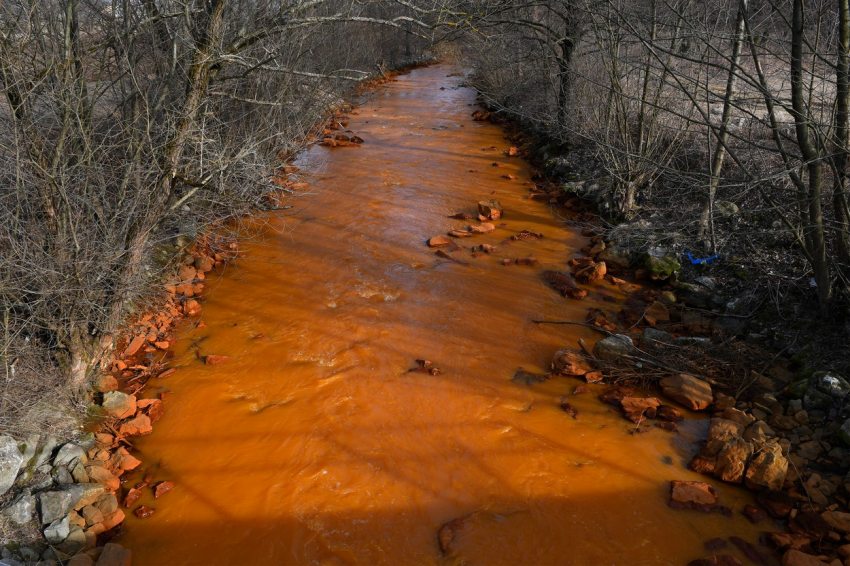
[{"left": 643, "top": 254, "right": 681, "bottom": 280}]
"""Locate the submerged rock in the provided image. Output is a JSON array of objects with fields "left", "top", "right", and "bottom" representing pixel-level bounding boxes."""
[
  {"left": 669, "top": 480, "right": 719, "bottom": 512},
  {"left": 551, "top": 349, "right": 592, "bottom": 377}
]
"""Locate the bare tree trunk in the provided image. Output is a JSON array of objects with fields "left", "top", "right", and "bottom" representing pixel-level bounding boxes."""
[
  {"left": 791, "top": 0, "right": 832, "bottom": 307},
  {"left": 832, "top": 0, "right": 850, "bottom": 285},
  {"left": 698, "top": 0, "right": 747, "bottom": 252}
]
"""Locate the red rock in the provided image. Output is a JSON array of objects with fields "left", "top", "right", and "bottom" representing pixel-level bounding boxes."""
[
  {"left": 669, "top": 480, "right": 719, "bottom": 512},
  {"left": 541, "top": 271, "right": 587, "bottom": 300},
  {"left": 204, "top": 355, "right": 230, "bottom": 365},
  {"left": 770, "top": 532, "right": 813, "bottom": 552},
  {"left": 123, "top": 334, "right": 146, "bottom": 357},
  {"left": 575, "top": 261, "right": 607, "bottom": 284},
  {"left": 758, "top": 490, "right": 795, "bottom": 519},
  {"left": 194, "top": 255, "right": 214, "bottom": 272},
  {"left": 177, "top": 265, "right": 196, "bottom": 282},
  {"left": 644, "top": 301, "right": 671, "bottom": 326},
  {"left": 123, "top": 488, "right": 142, "bottom": 508},
  {"left": 468, "top": 222, "right": 495, "bottom": 234},
  {"left": 448, "top": 229, "right": 472, "bottom": 238},
  {"left": 514, "top": 257, "right": 538, "bottom": 266},
  {"left": 656, "top": 405, "right": 684, "bottom": 422},
  {"left": 477, "top": 200, "right": 503, "bottom": 220},
  {"left": 133, "top": 505, "right": 155, "bottom": 519},
  {"left": 95, "top": 433, "right": 114, "bottom": 446},
  {"left": 87, "top": 465, "right": 120, "bottom": 492},
  {"left": 138, "top": 398, "right": 164, "bottom": 423},
  {"left": 551, "top": 349, "right": 592, "bottom": 376},
  {"left": 660, "top": 374, "right": 713, "bottom": 411},
  {"left": 95, "top": 374, "right": 119, "bottom": 393},
  {"left": 112, "top": 450, "right": 142, "bottom": 472},
  {"left": 428, "top": 235, "right": 452, "bottom": 247},
  {"left": 153, "top": 481, "right": 175, "bottom": 499},
  {"left": 583, "top": 371, "right": 604, "bottom": 384},
  {"left": 743, "top": 504, "right": 768, "bottom": 523},
  {"left": 154, "top": 340, "right": 169, "bottom": 350},
  {"left": 118, "top": 414, "right": 152, "bottom": 437},
  {"left": 102, "top": 392, "right": 137, "bottom": 419},
  {"left": 157, "top": 368, "right": 176, "bottom": 379},
  {"left": 506, "top": 146, "right": 519, "bottom": 156},
  {"left": 438, "top": 517, "right": 464, "bottom": 555},
  {"left": 511, "top": 229, "right": 543, "bottom": 241},
  {"left": 781, "top": 549, "right": 824, "bottom": 566},
  {"left": 620, "top": 396, "right": 662, "bottom": 423},
  {"left": 183, "top": 299, "right": 202, "bottom": 316},
  {"left": 572, "top": 385, "right": 589, "bottom": 395}
]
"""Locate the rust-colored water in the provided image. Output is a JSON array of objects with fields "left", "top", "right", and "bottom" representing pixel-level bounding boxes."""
[{"left": 121, "top": 65, "right": 763, "bottom": 565}]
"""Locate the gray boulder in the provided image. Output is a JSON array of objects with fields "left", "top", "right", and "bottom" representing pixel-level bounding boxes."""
[
  {"left": 43, "top": 515, "right": 70, "bottom": 544},
  {"left": 3, "top": 489, "right": 35, "bottom": 525},
  {"left": 593, "top": 334, "right": 635, "bottom": 362},
  {"left": 39, "top": 484, "right": 104, "bottom": 525},
  {"left": 0, "top": 435, "right": 24, "bottom": 496},
  {"left": 803, "top": 371, "right": 850, "bottom": 411},
  {"left": 53, "top": 443, "right": 87, "bottom": 468}
]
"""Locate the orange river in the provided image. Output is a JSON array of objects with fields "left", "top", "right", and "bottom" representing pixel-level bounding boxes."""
[{"left": 120, "top": 64, "right": 765, "bottom": 565}]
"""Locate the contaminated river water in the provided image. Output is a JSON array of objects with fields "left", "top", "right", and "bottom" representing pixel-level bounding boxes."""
[{"left": 121, "top": 65, "right": 763, "bottom": 565}]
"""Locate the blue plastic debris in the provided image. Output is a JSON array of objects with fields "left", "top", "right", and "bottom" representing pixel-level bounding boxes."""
[{"left": 684, "top": 250, "right": 719, "bottom": 265}]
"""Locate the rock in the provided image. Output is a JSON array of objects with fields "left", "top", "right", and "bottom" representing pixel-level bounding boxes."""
[
  {"left": 743, "top": 420, "right": 774, "bottom": 444},
  {"left": 758, "top": 490, "right": 795, "bottom": 519},
  {"left": 592, "top": 334, "right": 634, "bottom": 362},
  {"left": 782, "top": 550, "right": 827, "bottom": 566},
  {"left": 3, "top": 489, "right": 35, "bottom": 524},
  {"left": 118, "top": 414, "right": 152, "bottom": 437},
  {"left": 94, "top": 493, "right": 118, "bottom": 516},
  {"left": 620, "top": 396, "right": 662, "bottom": 423},
  {"left": 204, "top": 354, "right": 230, "bottom": 365},
  {"left": 551, "top": 349, "right": 592, "bottom": 376},
  {"left": 583, "top": 371, "right": 604, "bottom": 384},
  {"left": 643, "top": 253, "right": 681, "bottom": 280},
  {"left": 81, "top": 504, "right": 104, "bottom": 527},
  {"left": 94, "top": 374, "right": 119, "bottom": 393},
  {"left": 688, "top": 556, "right": 742, "bottom": 566},
  {"left": 96, "top": 543, "right": 132, "bottom": 566},
  {"left": 803, "top": 371, "right": 850, "bottom": 411},
  {"left": 512, "top": 369, "right": 548, "bottom": 385},
  {"left": 448, "top": 229, "right": 472, "bottom": 238},
  {"left": 427, "top": 235, "right": 451, "bottom": 247},
  {"left": 641, "top": 328, "right": 673, "bottom": 345},
  {"left": 123, "top": 334, "right": 146, "bottom": 357},
  {"left": 43, "top": 516, "right": 70, "bottom": 544},
  {"left": 68, "top": 555, "right": 95, "bottom": 566},
  {"left": 0, "top": 436, "right": 23, "bottom": 496},
  {"left": 821, "top": 511, "right": 850, "bottom": 533},
  {"left": 541, "top": 271, "right": 587, "bottom": 300},
  {"left": 133, "top": 505, "right": 155, "bottom": 519},
  {"left": 138, "top": 398, "right": 164, "bottom": 423},
  {"left": 438, "top": 516, "right": 464, "bottom": 555},
  {"left": 715, "top": 201, "right": 740, "bottom": 219},
  {"left": 743, "top": 504, "right": 767, "bottom": 523},
  {"left": 477, "top": 200, "right": 503, "bottom": 220},
  {"left": 575, "top": 261, "right": 607, "bottom": 284},
  {"left": 54, "top": 443, "right": 87, "bottom": 467},
  {"left": 153, "top": 481, "right": 174, "bottom": 499},
  {"left": 745, "top": 440, "right": 788, "bottom": 491},
  {"left": 715, "top": 437, "right": 753, "bottom": 483},
  {"left": 102, "top": 392, "right": 137, "bottom": 420},
  {"left": 39, "top": 484, "right": 104, "bottom": 524},
  {"left": 468, "top": 223, "right": 495, "bottom": 234},
  {"left": 643, "top": 301, "right": 670, "bottom": 326},
  {"left": 660, "top": 374, "right": 713, "bottom": 411},
  {"left": 183, "top": 299, "right": 202, "bottom": 316},
  {"left": 656, "top": 405, "right": 684, "bottom": 422},
  {"left": 797, "top": 440, "right": 824, "bottom": 461},
  {"left": 838, "top": 418, "right": 850, "bottom": 446},
  {"left": 86, "top": 465, "right": 119, "bottom": 492},
  {"left": 669, "top": 480, "right": 718, "bottom": 512}
]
